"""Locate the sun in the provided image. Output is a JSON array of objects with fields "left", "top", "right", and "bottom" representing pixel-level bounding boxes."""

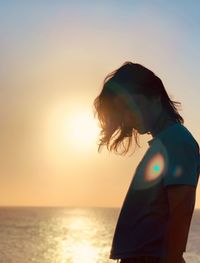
[
  {"left": 67, "top": 110, "right": 99, "bottom": 149},
  {"left": 43, "top": 103, "right": 100, "bottom": 157}
]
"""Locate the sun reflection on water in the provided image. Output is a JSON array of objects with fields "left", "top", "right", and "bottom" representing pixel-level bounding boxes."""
[
  {"left": 59, "top": 211, "right": 100, "bottom": 263},
  {"left": 60, "top": 238, "right": 98, "bottom": 263},
  {"left": 71, "top": 241, "right": 98, "bottom": 263}
]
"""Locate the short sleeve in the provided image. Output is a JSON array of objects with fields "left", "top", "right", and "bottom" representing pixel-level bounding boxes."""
[{"left": 162, "top": 140, "right": 199, "bottom": 187}]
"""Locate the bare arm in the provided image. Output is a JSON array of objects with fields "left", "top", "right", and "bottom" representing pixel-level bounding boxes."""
[{"left": 163, "top": 185, "right": 196, "bottom": 263}]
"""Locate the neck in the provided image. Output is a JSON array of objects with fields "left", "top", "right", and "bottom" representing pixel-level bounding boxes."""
[{"left": 150, "top": 110, "right": 176, "bottom": 138}]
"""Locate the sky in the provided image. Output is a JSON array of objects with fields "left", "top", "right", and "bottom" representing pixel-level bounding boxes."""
[{"left": 0, "top": 0, "right": 200, "bottom": 208}]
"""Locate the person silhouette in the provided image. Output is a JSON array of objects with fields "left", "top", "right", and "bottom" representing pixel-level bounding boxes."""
[{"left": 93, "top": 62, "right": 200, "bottom": 263}]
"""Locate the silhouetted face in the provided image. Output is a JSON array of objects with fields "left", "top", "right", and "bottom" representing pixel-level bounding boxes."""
[{"left": 113, "top": 93, "right": 162, "bottom": 134}]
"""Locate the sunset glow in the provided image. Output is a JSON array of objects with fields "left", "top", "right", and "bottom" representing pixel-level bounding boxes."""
[{"left": 0, "top": 1, "right": 199, "bottom": 208}]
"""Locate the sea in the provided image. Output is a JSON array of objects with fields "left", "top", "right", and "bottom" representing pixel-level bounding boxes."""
[{"left": 0, "top": 207, "right": 199, "bottom": 263}]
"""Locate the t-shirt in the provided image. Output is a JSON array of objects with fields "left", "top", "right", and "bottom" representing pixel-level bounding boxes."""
[{"left": 110, "top": 122, "right": 200, "bottom": 260}]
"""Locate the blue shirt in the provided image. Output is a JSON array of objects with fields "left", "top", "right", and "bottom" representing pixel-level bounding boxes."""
[{"left": 110, "top": 123, "right": 200, "bottom": 260}]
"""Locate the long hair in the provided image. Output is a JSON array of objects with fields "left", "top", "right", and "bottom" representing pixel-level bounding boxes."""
[{"left": 93, "top": 61, "right": 184, "bottom": 156}]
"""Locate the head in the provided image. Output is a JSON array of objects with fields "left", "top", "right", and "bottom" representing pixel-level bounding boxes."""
[{"left": 93, "top": 61, "right": 184, "bottom": 155}]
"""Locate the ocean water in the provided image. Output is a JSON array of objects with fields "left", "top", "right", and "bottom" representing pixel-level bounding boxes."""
[{"left": 0, "top": 207, "right": 199, "bottom": 263}]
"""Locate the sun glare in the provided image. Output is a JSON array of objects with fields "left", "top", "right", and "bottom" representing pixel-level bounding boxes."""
[
  {"left": 43, "top": 103, "right": 100, "bottom": 161},
  {"left": 67, "top": 110, "right": 99, "bottom": 148}
]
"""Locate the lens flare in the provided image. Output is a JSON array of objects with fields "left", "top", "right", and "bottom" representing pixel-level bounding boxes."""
[
  {"left": 172, "top": 165, "right": 182, "bottom": 177},
  {"left": 144, "top": 153, "right": 165, "bottom": 181}
]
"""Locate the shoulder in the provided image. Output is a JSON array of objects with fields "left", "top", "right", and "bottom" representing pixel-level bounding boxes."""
[
  {"left": 155, "top": 124, "right": 200, "bottom": 187},
  {"left": 160, "top": 123, "right": 199, "bottom": 154}
]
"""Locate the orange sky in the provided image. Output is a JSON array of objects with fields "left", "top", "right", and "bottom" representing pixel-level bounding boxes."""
[{"left": 0, "top": 1, "right": 200, "bottom": 208}]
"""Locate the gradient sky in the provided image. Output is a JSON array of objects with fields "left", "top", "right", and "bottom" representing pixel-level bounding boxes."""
[{"left": 0, "top": 0, "right": 200, "bottom": 208}]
